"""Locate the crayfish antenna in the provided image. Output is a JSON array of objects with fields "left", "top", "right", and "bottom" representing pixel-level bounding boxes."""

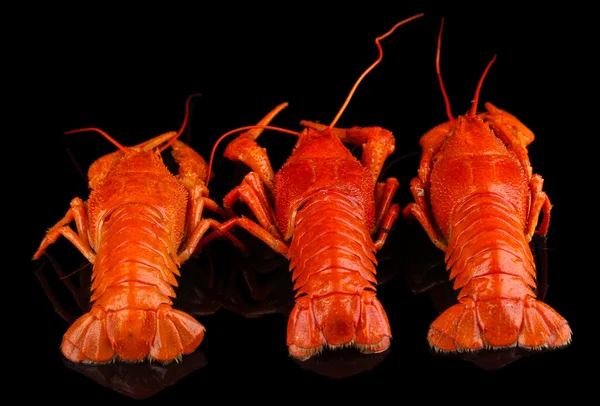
[
  {"left": 469, "top": 54, "right": 497, "bottom": 117},
  {"left": 329, "top": 13, "right": 425, "bottom": 128},
  {"left": 159, "top": 93, "right": 202, "bottom": 152},
  {"left": 436, "top": 18, "right": 454, "bottom": 122},
  {"left": 62, "top": 93, "right": 203, "bottom": 155},
  {"left": 64, "top": 127, "right": 130, "bottom": 154}
]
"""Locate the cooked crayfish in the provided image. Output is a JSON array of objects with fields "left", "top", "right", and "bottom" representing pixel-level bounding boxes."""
[
  {"left": 33, "top": 95, "right": 244, "bottom": 364},
  {"left": 208, "top": 13, "right": 424, "bottom": 360},
  {"left": 402, "top": 20, "right": 572, "bottom": 352}
]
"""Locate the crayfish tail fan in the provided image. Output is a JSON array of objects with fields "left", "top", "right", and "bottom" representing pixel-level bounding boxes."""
[
  {"left": 428, "top": 293, "right": 572, "bottom": 352},
  {"left": 287, "top": 290, "right": 391, "bottom": 360},
  {"left": 151, "top": 306, "right": 206, "bottom": 362},
  {"left": 519, "top": 300, "right": 571, "bottom": 349},
  {"left": 61, "top": 303, "right": 206, "bottom": 364},
  {"left": 61, "top": 310, "right": 115, "bottom": 363}
]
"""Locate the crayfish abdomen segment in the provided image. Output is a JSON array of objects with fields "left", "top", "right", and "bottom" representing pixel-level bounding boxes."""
[{"left": 285, "top": 192, "right": 391, "bottom": 360}]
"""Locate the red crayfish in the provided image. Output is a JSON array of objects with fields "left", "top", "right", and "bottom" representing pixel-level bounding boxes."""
[
  {"left": 207, "top": 13, "right": 424, "bottom": 360},
  {"left": 402, "top": 20, "right": 572, "bottom": 353},
  {"left": 33, "top": 95, "right": 244, "bottom": 364}
]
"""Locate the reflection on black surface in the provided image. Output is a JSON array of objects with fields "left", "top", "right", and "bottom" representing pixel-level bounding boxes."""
[
  {"left": 293, "top": 349, "right": 392, "bottom": 379},
  {"left": 398, "top": 217, "right": 553, "bottom": 371},
  {"left": 172, "top": 245, "right": 226, "bottom": 317},
  {"left": 222, "top": 242, "right": 294, "bottom": 319},
  {"left": 34, "top": 253, "right": 92, "bottom": 322},
  {"left": 61, "top": 350, "right": 207, "bottom": 400}
]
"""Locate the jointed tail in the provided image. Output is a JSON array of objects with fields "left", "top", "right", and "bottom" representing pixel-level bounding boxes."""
[
  {"left": 429, "top": 194, "right": 571, "bottom": 352},
  {"left": 62, "top": 206, "right": 205, "bottom": 364},
  {"left": 286, "top": 192, "right": 391, "bottom": 360}
]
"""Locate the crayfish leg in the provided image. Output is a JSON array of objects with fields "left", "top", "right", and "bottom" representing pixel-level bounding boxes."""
[
  {"left": 179, "top": 217, "right": 243, "bottom": 262},
  {"left": 33, "top": 197, "right": 96, "bottom": 263},
  {"left": 223, "top": 172, "right": 283, "bottom": 240},
  {"left": 232, "top": 217, "right": 289, "bottom": 256},
  {"left": 403, "top": 178, "right": 447, "bottom": 252},
  {"left": 373, "top": 177, "right": 400, "bottom": 234},
  {"left": 525, "top": 174, "right": 552, "bottom": 240},
  {"left": 373, "top": 203, "right": 400, "bottom": 251},
  {"left": 179, "top": 184, "right": 245, "bottom": 259}
]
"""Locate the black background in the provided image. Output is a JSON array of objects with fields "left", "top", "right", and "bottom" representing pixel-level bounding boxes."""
[{"left": 26, "top": 4, "right": 589, "bottom": 402}]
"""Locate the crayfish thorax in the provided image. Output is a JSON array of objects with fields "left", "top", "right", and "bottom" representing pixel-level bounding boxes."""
[
  {"left": 273, "top": 128, "right": 376, "bottom": 239},
  {"left": 86, "top": 150, "right": 188, "bottom": 249},
  {"left": 87, "top": 149, "right": 167, "bottom": 190},
  {"left": 428, "top": 115, "right": 531, "bottom": 238}
]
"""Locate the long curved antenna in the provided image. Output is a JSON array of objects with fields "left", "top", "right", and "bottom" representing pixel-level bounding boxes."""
[
  {"left": 469, "top": 54, "right": 497, "bottom": 117},
  {"left": 64, "top": 127, "right": 130, "bottom": 153},
  {"left": 329, "top": 13, "right": 425, "bottom": 128},
  {"left": 63, "top": 93, "right": 202, "bottom": 155},
  {"left": 160, "top": 93, "right": 202, "bottom": 152},
  {"left": 205, "top": 125, "right": 302, "bottom": 188},
  {"left": 436, "top": 18, "right": 454, "bottom": 122}
]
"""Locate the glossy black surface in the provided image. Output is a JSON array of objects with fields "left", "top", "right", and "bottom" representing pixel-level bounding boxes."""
[{"left": 28, "top": 5, "right": 586, "bottom": 402}]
